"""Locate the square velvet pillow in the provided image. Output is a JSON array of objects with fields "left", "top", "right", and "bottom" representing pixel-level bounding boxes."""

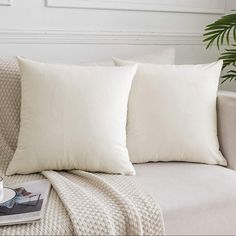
[
  {"left": 113, "top": 58, "right": 227, "bottom": 166},
  {"left": 6, "top": 58, "right": 137, "bottom": 175}
]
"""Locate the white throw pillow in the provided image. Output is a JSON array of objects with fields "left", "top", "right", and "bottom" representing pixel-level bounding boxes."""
[
  {"left": 6, "top": 58, "right": 137, "bottom": 175},
  {"left": 113, "top": 58, "right": 227, "bottom": 166}
]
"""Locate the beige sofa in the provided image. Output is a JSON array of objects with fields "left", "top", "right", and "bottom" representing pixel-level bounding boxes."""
[{"left": 1, "top": 58, "right": 236, "bottom": 235}]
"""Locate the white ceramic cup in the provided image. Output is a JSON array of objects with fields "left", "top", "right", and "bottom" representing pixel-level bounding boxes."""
[{"left": 0, "top": 176, "right": 3, "bottom": 202}]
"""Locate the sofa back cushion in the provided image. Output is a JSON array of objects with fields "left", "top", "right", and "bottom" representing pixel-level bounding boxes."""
[
  {"left": 83, "top": 48, "right": 175, "bottom": 66},
  {"left": 0, "top": 58, "right": 21, "bottom": 173}
]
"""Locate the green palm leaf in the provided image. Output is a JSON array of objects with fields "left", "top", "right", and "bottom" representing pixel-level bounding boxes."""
[
  {"left": 219, "top": 47, "right": 236, "bottom": 69},
  {"left": 204, "top": 12, "right": 236, "bottom": 83},
  {"left": 221, "top": 69, "right": 236, "bottom": 83},
  {"left": 203, "top": 13, "right": 236, "bottom": 49}
]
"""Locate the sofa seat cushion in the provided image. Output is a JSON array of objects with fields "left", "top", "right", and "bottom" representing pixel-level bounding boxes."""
[{"left": 133, "top": 163, "right": 236, "bottom": 235}]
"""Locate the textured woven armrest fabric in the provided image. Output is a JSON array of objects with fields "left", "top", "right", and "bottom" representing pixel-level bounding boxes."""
[{"left": 218, "top": 91, "right": 236, "bottom": 170}]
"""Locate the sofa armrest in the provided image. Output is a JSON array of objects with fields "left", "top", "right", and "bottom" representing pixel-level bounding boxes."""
[{"left": 217, "top": 91, "right": 236, "bottom": 170}]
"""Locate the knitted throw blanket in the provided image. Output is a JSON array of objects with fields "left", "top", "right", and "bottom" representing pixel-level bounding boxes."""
[
  {"left": 1, "top": 170, "right": 164, "bottom": 235},
  {"left": 43, "top": 170, "right": 164, "bottom": 235},
  {"left": 0, "top": 57, "right": 164, "bottom": 235}
]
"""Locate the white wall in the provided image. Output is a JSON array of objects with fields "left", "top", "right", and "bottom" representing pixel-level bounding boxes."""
[{"left": 0, "top": 0, "right": 236, "bottom": 90}]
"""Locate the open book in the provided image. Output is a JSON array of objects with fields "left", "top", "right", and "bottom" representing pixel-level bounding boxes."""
[{"left": 0, "top": 179, "right": 51, "bottom": 226}]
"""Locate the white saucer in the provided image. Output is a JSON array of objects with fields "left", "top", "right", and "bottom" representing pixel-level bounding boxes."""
[{"left": 0, "top": 187, "right": 16, "bottom": 205}]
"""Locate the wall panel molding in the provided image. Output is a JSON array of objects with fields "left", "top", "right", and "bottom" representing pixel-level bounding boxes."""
[
  {"left": 46, "top": 0, "right": 225, "bottom": 14},
  {"left": 0, "top": 0, "right": 12, "bottom": 6},
  {"left": 0, "top": 29, "right": 203, "bottom": 45}
]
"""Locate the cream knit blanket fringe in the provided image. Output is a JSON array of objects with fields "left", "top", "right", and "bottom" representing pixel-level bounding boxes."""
[{"left": 43, "top": 170, "right": 165, "bottom": 236}]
